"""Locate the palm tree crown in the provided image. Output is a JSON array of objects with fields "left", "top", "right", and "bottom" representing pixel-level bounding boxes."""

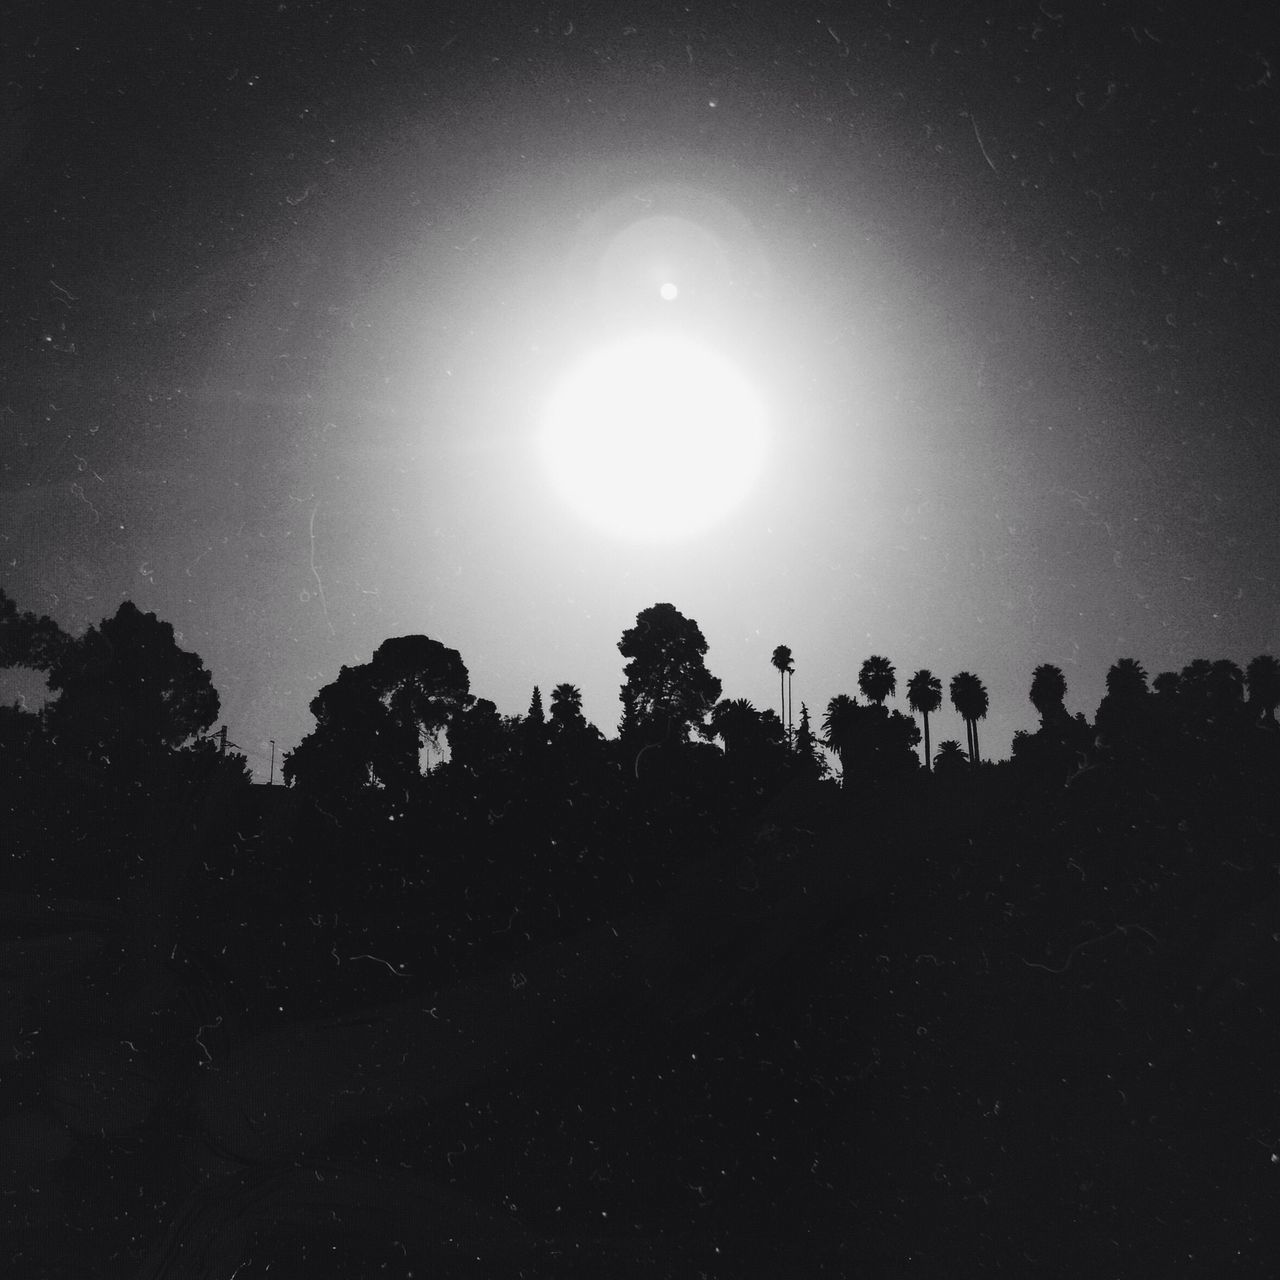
[
  {"left": 933, "top": 739, "right": 969, "bottom": 774},
  {"left": 858, "top": 655, "right": 896, "bottom": 705},
  {"left": 822, "top": 693, "right": 859, "bottom": 779},
  {"left": 906, "top": 669, "right": 942, "bottom": 772},
  {"left": 1029, "top": 664, "right": 1067, "bottom": 721},
  {"left": 771, "top": 645, "right": 795, "bottom": 745},
  {"left": 949, "top": 671, "right": 989, "bottom": 765}
]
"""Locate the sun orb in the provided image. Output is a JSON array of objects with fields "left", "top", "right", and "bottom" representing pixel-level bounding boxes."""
[
  {"left": 659, "top": 281, "right": 679, "bottom": 301},
  {"left": 540, "top": 333, "right": 768, "bottom": 542}
]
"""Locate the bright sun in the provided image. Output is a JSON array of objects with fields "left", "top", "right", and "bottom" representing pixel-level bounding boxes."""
[{"left": 539, "top": 333, "right": 768, "bottom": 541}]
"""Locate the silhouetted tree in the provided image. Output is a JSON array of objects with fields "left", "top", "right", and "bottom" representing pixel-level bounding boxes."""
[
  {"left": 949, "top": 672, "right": 988, "bottom": 764},
  {"left": 822, "top": 694, "right": 859, "bottom": 781},
  {"left": 793, "top": 702, "right": 826, "bottom": 778},
  {"left": 523, "top": 685, "right": 548, "bottom": 753},
  {"left": 933, "top": 739, "right": 968, "bottom": 776},
  {"left": 618, "top": 604, "right": 721, "bottom": 746},
  {"left": 822, "top": 692, "right": 917, "bottom": 785},
  {"left": 1246, "top": 654, "right": 1280, "bottom": 723},
  {"left": 0, "top": 587, "right": 70, "bottom": 673},
  {"left": 285, "top": 635, "right": 469, "bottom": 803},
  {"left": 906, "top": 669, "right": 942, "bottom": 772},
  {"left": 1207, "top": 659, "right": 1245, "bottom": 721},
  {"left": 46, "top": 601, "right": 219, "bottom": 763},
  {"left": 448, "top": 698, "right": 510, "bottom": 773},
  {"left": 1029, "top": 664, "right": 1068, "bottom": 724},
  {"left": 771, "top": 645, "right": 794, "bottom": 745},
  {"left": 1094, "top": 657, "right": 1150, "bottom": 751},
  {"left": 709, "top": 697, "right": 761, "bottom": 756},
  {"left": 549, "top": 683, "right": 590, "bottom": 741},
  {"left": 858, "top": 655, "right": 896, "bottom": 706}
]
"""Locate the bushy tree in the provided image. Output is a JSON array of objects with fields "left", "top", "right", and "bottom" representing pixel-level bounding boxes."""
[
  {"left": 823, "top": 692, "right": 919, "bottom": 785},
  {"left": 284, "top": 635, "right": 470, "bottom": 802},
  {"left": 0, "top": 587, "right": 71, "bottom": 672},
  {"left": 618, "top": 604, "right": 721, "bottom": 745},
  {"left": 45, "top": 601, "right": 218, "bottom": 762}
]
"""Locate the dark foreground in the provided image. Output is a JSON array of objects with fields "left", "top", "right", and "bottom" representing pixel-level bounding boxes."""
[{"left": 4, "top": 776, "right": 1276, "bottom": 1278}]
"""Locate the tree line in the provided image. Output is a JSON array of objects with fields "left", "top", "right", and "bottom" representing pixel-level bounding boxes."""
[{"left": 4, "top": 589, "right": 1278, "bottom": 802}]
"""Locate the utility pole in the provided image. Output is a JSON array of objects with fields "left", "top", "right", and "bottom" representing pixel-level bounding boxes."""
[{"left": 269, "top": 739, "right": 276, "bottom": 786}]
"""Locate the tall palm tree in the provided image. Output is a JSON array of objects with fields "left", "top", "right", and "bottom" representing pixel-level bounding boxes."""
[
  {"left": 858, "top": 655, "right": 896, "bottom": 706},
  {"left": 1029, "top": 664, "right": 1067, "bottom": 723},
  {"left": 905, "top": 669, "right": 943, "bottom": 772},
  {"left": 949, "top": 671, "right": 989, "bottom": 764},
  {"left": 771, "top": 645, "right": 795, "bottom": 746},
  {"left": 822, "top": 693, "right": 859, "bottom": 781},
  {"left": 1246, "top": 654, "right": 1280, "bottom": 722}
]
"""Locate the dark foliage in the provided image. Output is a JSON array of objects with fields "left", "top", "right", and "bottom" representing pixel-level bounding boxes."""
[
  {"left": 5, "top": 583, "right": 1279, "bottom": 1277},
  {"left": 618, "top": 603, "right": 722, "bottom": 747}
]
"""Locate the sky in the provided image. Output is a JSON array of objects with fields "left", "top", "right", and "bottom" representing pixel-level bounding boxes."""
[{"left": 2, "top": 1, "right": 1277, "bottom": 778}]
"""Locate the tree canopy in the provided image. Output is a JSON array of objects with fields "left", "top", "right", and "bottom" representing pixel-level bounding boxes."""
[
  {"left": 618, "top": 603, "right": 722, "bottom": 744},
  {"left": 284, "top": 635, "right": 470, "bottom": 801},
  {"left": 45, "top": 601, "right": 219, "bottom": 760}
]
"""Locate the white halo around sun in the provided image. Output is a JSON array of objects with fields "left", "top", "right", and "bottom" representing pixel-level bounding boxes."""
[
  {"left": 659, "top": 281, "right": 679, "bottom": 301},
  {"left": 540, "top": 333, "right": 769, "bottom": 541}
]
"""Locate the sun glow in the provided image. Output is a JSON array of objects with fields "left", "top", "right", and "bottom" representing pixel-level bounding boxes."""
[{"left": 539, "top": 333, "right": 768, "bottom": 541}]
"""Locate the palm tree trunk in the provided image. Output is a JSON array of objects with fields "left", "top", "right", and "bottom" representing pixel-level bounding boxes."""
[
  {"left": 972, "top": 721, "right": 980, "bottom": 765},
  {"left": 965, "top": 718, "right": 975, "bottom": 764},
  {"left": 922, "top": 710, "right": 931, "bottom": 773},
  {"left": 787, "top": 672, "right": 793, "bottom": 748},
  {"left": 779, "top": 671, "right": 786, "bottom": 743}
]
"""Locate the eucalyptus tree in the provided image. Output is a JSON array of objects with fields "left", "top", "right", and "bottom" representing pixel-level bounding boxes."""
[{"left": 905, "top": 668, "right": 943, "bottom": 772}]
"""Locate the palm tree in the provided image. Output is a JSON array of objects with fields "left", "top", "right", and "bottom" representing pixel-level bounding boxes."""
[
  {"left": 858, "top": 655, "right": 896, "bottom": 706},
  {"left": 1106, "top": 657, "right": 1149, "bottom": 700},
  {"left": 933, "top": 739, "right": 969, "bottom": 775},
  {"left": 709, "top": 697, "right": 761, "bottom": 755},
  {"left": 822, "top": 693, "right": 859, "bottom": 781},
  {"left": 1029, "top": 664, "right": 1067, "bottom": 723},
  {"left": 771, "top": 645, "right": 794, "bottom": 746},
  {"left": 549, "top": 683, "right": 587, "bottom": 739},
  {"left": 905, "top": 669, "right": 943, "bottom": 772},
  {"left": 949, "top": 671, "right": 989, "bottom": 764},
  {"left": 1206, "top": 659, "right": 1245, "bottom": 719},
  {"left": 1246, "top": 654, "right": 1280, "bottom": 722}
]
